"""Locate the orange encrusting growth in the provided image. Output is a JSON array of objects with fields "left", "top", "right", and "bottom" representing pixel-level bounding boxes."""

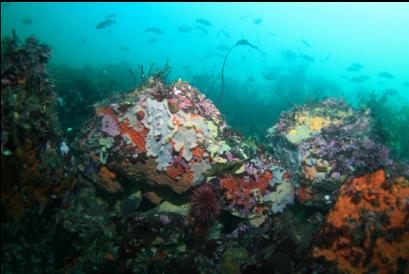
[
  {"left": 298, "top": 185, "right": 313, "bottom": 203},
  {"left": 220, "top": 171, "right": 273, "bottom": 212},
  {"left": 313, "top": 169, "right": 409, "bottom": 274},
  {"left": 172, "top": 115, "right": 184, "bottom": 128},
  {"left": 98, "top": 166, "right": 123, "bottom": 193},
  {"left": 96, "top": 106, "right": 115, "bottom": 116},
  {"left": 119, "top": 120, "right": 148, "bottom": 152},
  {"left": 97, "top": 106, "right": 148, "bottom": 153},
  {"left": 167, "top": 163, "right": 185, "bottom": 180},
  {"left": 192, "top": 146, "right": 205, "bottom": 160}
]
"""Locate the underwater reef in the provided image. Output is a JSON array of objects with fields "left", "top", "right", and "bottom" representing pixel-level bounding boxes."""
[
  {"left": 266, "top": 99, "right": 395, "bottom": 208},
  {"left": 1, "top": 34, "right": 408, "bottom": 274}
]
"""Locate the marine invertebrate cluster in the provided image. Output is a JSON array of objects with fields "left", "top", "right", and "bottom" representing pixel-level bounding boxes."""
[
  {"left": 1, "top": 32, "right": 73, "bottom": 221},
  {"left": 220, "top": 160, "right": 294, "bottom": 217},
  {"left": 221, "top": 175, "right": 267, "bottom": 215},
  {"left": 1, "top": 33, "right": 86, "bottom": 273},
  {"left": 312, "top": 169, "right": 409, "bottom": 273},
  {"left": 267, "top": 99, "right": 391, "bottom": 207},
  {"left": 77, "top": 77, "right": 295, "bottom": 223},
  {"left": 269, "top": 99, "right": 351, "bottom": 145},
  {"left": 1, "top": 31, "right": 52, "bottom": 91},
  {"left": 77, "top": 79, "right": 244, "bottom": 197}
]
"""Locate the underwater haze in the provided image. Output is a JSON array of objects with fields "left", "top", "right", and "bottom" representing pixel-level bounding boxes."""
[
  {"left": 2, "top": 3, "right": 409, "bottom": 131},
  {"left": 2, "top": 2, "right": 409, "bottom": 92},
  {"left": 1, "top": 2, "right": 409, "bottom": 274}
]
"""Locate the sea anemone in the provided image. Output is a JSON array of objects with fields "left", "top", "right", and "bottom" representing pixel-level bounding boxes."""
[{"left": 191, "top": 184, "right": 221, "bottom": 225}]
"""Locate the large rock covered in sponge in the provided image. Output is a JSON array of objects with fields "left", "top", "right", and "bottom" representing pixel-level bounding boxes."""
[
  {"left": 77, "top": 79, "right": 253, "bottom": 195},
  {"left": 312, "top": 169, "right": 409, "bottom": 274},
  {"left": 76, "top": 79, "right": 295, "bottom": 218},
  {"left": 266, "top": 99, "right": 390, "bottom": 207}
]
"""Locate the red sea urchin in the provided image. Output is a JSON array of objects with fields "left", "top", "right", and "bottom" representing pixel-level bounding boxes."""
[{"left": 191, "top": 184, "right": 221, "bottom": 225}]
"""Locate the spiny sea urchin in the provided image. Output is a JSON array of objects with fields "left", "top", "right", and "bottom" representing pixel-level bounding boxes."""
[{"left": 191, "top": 184, "right": 221, "bottom": 225}]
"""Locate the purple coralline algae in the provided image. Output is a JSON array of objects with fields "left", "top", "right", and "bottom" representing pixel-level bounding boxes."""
[{"left": 266, "top": 99, "right": 392, "bottom": 207}]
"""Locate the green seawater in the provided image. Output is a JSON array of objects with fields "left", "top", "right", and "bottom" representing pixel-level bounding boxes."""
[
  {"left": 1, "top": 3, "right": 409, "bottom": 274},
  {"left": 2, "top": 3, "right": 408, "bottom": 150},
  {"left": 3, "top": 3, "right": 408, "bottom": 153}
]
